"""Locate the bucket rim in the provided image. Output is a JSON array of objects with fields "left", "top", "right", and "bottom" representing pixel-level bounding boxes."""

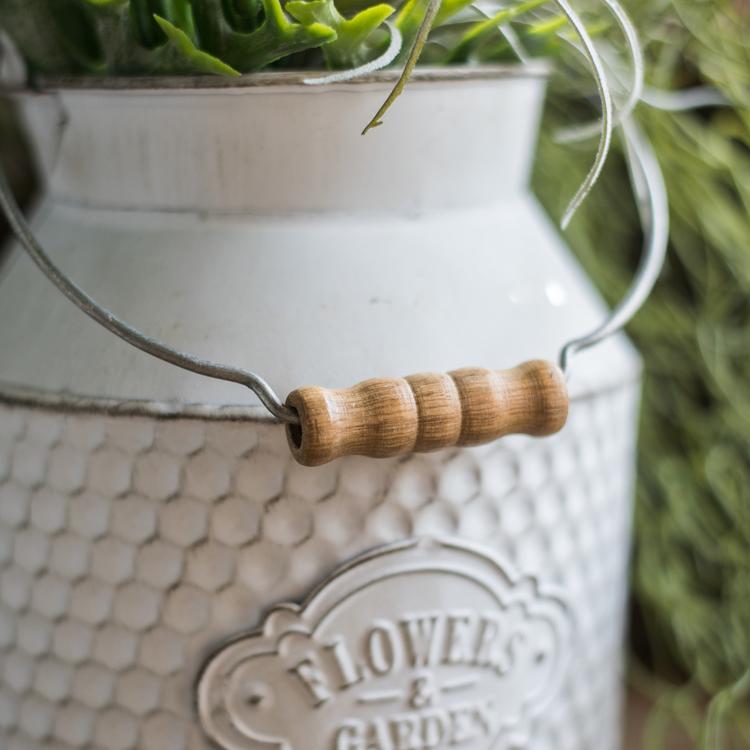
[{"left": 6, "top": 62, "right": 551, "bottom": 95}]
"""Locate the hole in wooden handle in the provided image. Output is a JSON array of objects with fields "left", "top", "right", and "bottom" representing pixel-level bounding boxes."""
[{"left": 285, "top": 360, "right": 569, "bottom": 467}]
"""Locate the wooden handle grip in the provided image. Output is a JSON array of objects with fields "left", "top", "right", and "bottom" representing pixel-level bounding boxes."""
[{"left": 285, "top": 360, "right": 569, "bottom": 467}]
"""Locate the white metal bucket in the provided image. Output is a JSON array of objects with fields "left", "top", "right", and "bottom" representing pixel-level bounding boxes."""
[{"left": 0, "top": 68, "right": 640, "bottom": 750}]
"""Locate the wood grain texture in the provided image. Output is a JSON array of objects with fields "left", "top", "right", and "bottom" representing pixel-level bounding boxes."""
[{"left": 286, "top": 360, "right": 569, "bottom": 467}]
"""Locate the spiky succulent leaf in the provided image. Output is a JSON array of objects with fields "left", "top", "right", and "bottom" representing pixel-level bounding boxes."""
[
  {"left": 86, "top": 0, "right": 223, "bottom": 74},
  {"left": 0, "top": 0, "right": 632, "bottom": 78},
  {"left": 189, "top": 0, "right": 336, "bottom": 72},
  {"left": 286, "top": 0, "right": 393, "bottom": 67},
  {"left": 154, "top": 15, "right": 240, "bottom": 74}
]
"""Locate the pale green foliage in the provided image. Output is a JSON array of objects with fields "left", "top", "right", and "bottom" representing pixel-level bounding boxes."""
[
  {"left": 0, "top": 0, "right": 610, "bottom": 75},
  {"left": 154, "top": 16, "right": 242, "bottom": 74},
  {"left": 535, "top": 0, "right": 750, "bottom": 741}
]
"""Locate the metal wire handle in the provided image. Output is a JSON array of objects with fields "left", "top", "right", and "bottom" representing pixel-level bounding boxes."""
[
  {"left": 559, "top": 117, "right": 669, "bottom": 372},
  {"left": 0, "top": 169, "right": 299, "bottom": 424},
  {"left": 0, "top": 116, "right": 667, "bottom": 423}
]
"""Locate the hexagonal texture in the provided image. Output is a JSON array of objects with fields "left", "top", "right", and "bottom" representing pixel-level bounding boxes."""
[
  {"left": 70, "top": 580, "right": 115, "bottom": 626},
  {"left": 31, "top": 575, "right": 71, "bottom": 620},
  {"left": 155, "top": 422, "right": 205, "bottom": 456},
  {"left": 53, "top": 703, "right": 95, "bottom": 747},
  {"left": 105, "top": 420, "right": 155, "bottom": 454},
  {"left": 19, "top": 694, "right": 55, "bottom": 739},
  {"left": 0, "top": 689, "right": 18, "bottom": 734},
  {"left": 138, "top": 627, "right": 185, "bottom": 677},
  {"left": 113, "top": 583, "right": 161, "bottom": 631},
  {"left": 93, "top": 625, "right": 138, "bottom": 671},
  {"left": 94, "top": 708, "right": 138, "bottom": 750},
  {"left": 163, "top": 586, "right": 210, "bottom": 635},
  {"left": 13, "top": 528, "right": 50, "bottom": 575},
  {"left": 11, "top": 439, "right": 49, "bottom": 487},
  {"left": 0, "top": 526, "right": 11, "bottom": 568},
  {"left": 185, "top": 543, "right": 234, "bottom": 592},
  {"left": 0, "top": 482, "right": 30, "bottom": 529},
  {"left": 52, "top": 621, "right": 94, "bottom": 665},
  {"left": 29, "top": 488, "right": 67, "bottom": 534},
  {"left": 16, "top": 613, "right": 52, "bottom": 657},
  {"left": 46, "top": 445, "right": 87, "bottom": 494},
  {"left": 211, "top": 496, "right": 260, "bottom": 547},
  {"left": 115, "top": 668, "right": 161, "bottom": 716},
  {"left": 33, "top": 659, "right": 73, "bottom": 702},
  {"left": 159, "top": 499, "right": 208, "bottom": 548},
  {"left": 262, "top": 496, "right": 312, "bottom": 546},
  {"left": 183, "top": 450, "right": 232, "bottom": 502},
  {"left": 72, "top": 664, "right": 115, "bottom": 709},
  {"left": 3, "top": 651, "right": 34, "bottom": 693},
  {"left": 50, "top": 534, "right": 91, "bottom": 581},
  {"left": 91, "top": 539, "right": 136, "bottom": 585},
  {"left": 111, "top": 495, "right": 157, "bottom": 545},
  {"left": 88, "top": 449, "right": 132, "bottom": 497},
  {"left": 133, "top": 452, "right": 181, "bottom": 501},
  {"left": 69, "top": 492, "right": 111, "bottom": 539},
  {"left": 135, "top": 541, "right": 183, "bottom": 589},
  {"left": 0, "top": 383, "right": 639, "bottom": 749}
]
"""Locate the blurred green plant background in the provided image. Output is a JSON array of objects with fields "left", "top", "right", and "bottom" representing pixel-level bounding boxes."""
[{"left": 535, "top": 1, "right": 750, "bottom": 745}]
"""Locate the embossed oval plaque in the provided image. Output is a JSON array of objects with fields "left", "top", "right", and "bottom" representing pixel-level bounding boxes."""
[{"left": 198, "top": 537, "right": 572, "bottom": 750}]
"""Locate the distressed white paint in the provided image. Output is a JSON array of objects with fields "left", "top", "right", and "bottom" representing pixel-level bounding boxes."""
[{"left": 0, "top": 70, "right": 639, "bottom": 750}]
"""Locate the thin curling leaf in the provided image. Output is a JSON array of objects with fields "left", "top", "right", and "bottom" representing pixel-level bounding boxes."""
[
  {"left": 556, "top": 0, "right": 644, "bottom": 144},
  {"left": 361, "top": 0, "right": 441, "bottom": 134},
  {"left": 304, "top": 19, "right": 402, "bottom": 84},
  {"left": 445, "top": 0, "right": 547, "bottom": 64},
  {"left": 549, "top": 0, "right": 613, "bottom": 229},
  {"left": 190, "top": 0, "right": 336, "bottom": 72},
  {"left": 287, "top": 0, "right": 394, "bottom": 68},
  {"left": 154, "top": 15, "right": 241, "bottom": 75}
]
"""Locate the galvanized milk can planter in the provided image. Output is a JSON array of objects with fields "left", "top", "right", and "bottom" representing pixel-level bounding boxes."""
[{"left": 0, "top": 67, "right": 666, "bottom": 750}]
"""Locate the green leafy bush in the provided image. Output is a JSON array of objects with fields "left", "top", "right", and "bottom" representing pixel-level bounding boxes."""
[
  {"left": 0, "top": 0, "right": 609, "bottom": 75},
  {"left": 536, "top": 0, "right": 750, "bottom": 741}
]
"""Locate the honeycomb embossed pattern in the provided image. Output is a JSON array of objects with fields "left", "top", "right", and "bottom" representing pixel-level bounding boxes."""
[{"left": 0, "top": 383, "right": 638, "bottom": 750}]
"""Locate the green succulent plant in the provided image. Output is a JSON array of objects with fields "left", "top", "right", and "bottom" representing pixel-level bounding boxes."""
[{"left": 0, "top": 0, "right": 611, "bottom": 76}]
